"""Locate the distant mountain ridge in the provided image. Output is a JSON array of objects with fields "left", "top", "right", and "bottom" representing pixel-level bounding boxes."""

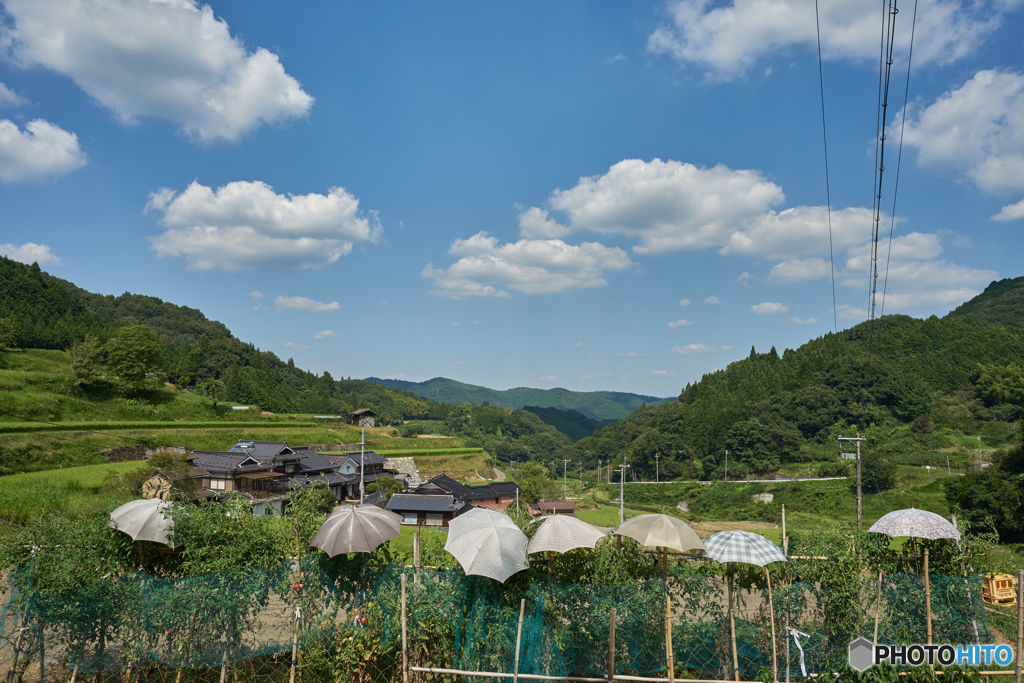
[
  {"left": 947, "top": 276, "right": 1024, "bottom": 327},
  {"left": 365, "top": 376, "right": 672, "bottom": 421}
]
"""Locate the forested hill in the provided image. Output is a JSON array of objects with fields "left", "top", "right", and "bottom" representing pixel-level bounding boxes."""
[
  {"left": 365, "top": 376, "right": 671, "bottom": 421},
  {"left": 0, "top": 257, "right": 430, "bottom": 421},
  {"left": 576, "top": 285, "right": 1024, "bottom": 480}
]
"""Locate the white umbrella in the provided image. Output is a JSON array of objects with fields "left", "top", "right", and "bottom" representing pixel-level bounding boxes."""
[
  {"left": 444, "top": 507, "right": 528, "bottom": 583},
  {"left": 311, "top": 505, "right": 402, "bottom": 556},
  {"left": 614, "top": 513, "right": 705, "bottom": 553},
  {"left": 527, "top": 515, "right": 607, "bottom": 554},
  {"left": 868, "top": 508, "right": 961, "bottom": 541},
  {"left": 109, "top": 499, "right": 175, "bottom": 547}
]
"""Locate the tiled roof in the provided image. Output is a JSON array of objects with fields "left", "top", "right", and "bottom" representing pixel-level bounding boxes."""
[
  {"left": 297, "top": 453, "right": 335, "bottom": 473},
  {"left": 386, "top": 493, "right": 459, "bottom": 513},
  {"left": 491, "top": 482, "right": 522, "bottom": 496},
  {"left": 430, "top": 474, "right": 472, "bottom": 496},
  {"left": 337, "top": 450, "right": 386, "bottom": 467},
  {"left": 190, "top": 450, "right": 252, "bottom": 474},
  {"left": 462, "top": 485, "right": 499, "bottom": 500},
  {"left": 534, "top": 501, "right": 578, "bottom": 512}
]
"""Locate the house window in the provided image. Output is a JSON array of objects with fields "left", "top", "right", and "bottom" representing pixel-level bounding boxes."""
[
  {"left": 209, "top": 478, "right": 227, "bottom": 490},
  {"left": 425, "top": 513, "right": 443, "bottom": 526},
  {"left": 402, "top": 513, "right": 418, "bottom": 525}
]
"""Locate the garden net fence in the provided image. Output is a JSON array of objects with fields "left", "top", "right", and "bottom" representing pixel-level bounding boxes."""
[{"left": 0, "top": 558, "right": 994, "bottom": 681}]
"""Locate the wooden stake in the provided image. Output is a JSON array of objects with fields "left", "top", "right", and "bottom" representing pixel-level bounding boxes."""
[
  {"left": 219, "top": 653, "right": 227, "bottom": 683},
  {"left": 69, "top": 664, "right": 79, "bottom": 683},
  {"left": 174, "top": 669, "right": 182, "bottom": 683},
  {"left": 728, "top": 572, "right": 739, "bottom": 682},
  {"left": 413, "top": 526, "right": 421, "bottom": 569},
  {"left": 665, "top": 593, "right": 675, "bottom": 683},
  {"left": 1015, "top": 569, "right": 1022, "bottom": 683},
  {"left": 923, "top": 548, "right": 932, "bottom": 645},
  {"left": 608, "top": 608, "right": 617, "bottom": 683},
  {"left": 784, "top": 614, "right": 790, "bottom": 683},
  {"left": 780, "top": 504, "right": 787, "bottom": 556},
  {"left": 873, "top": 569, "right": 883, "bottom": 645},
  {"left": 513, "top": 598, "right": 526, "bottom": 683},
  {"left": 765, "top": 568, "right": 778, "bottom": 683},
  {"left": 401, "top": 573, "right": 409, "bottom": 683}
]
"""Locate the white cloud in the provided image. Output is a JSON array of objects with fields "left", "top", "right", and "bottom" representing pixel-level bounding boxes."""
[
  {"left": 545, "top": 158, "right": 783, "bottom": 253},
  {"left": 274, "top": 296, "right": 340, "bottom": 313},
  {"left": 539, "top": 375, "right": 558, "bottom": 381},
  {"left": 0, "top": 119, "right": 86, "bottom": 182},
  {"left": 0, "top": 242, "right": 61, "bottom": 267},
  {"left": 679, "top": 298, "right": 691, "bottom": 306},
  {"left": 651, "top": 369, "right": 679, "bottom": 376},
  {"left": 2, "top": 0, "right": 313, "bottom": 142},
  {"left": 147, "top": 180, "right": 379, "bottom": 270},
  {"left": 836, "top": 304, "right": 868, "bottom": 321},
  {"left": 617, "top": 351, "right": 645, "bottom": 358},
  {"left": 423, "top": 232, "right": 632, "bottom": 298},
  {"left": 284, "top": 341, "right": 309, "bottom": 350},
  {"left": 668, "top": 319, "right": 694, "bottom": 328},
  {"left": 313, "top": 329, "right": 339, "bottom": 340},
  {"left": 0, "top": 82, "right": 26, "bottom": 107},
  {"left": 704, "top": 296, "right": 721, "bottom": 304},
  {"left": 736, "top": 271, "right": 752, "bottom": 287},
  {"left": 517, "top": 206, "right": 570, "bottom": 239},
  {"left": 722, "top": 206, "right": 874, "bottom": 259},
  {"left": 993, "top": 198, "right": 1024, "bottom": 221},
  {"left": 787, "top": 316, "right": 819, "bottom": 324},
  {"left": 672, "top": 343, "right": 733, "bottom": 355},
  {"left": 248, "top": 290, "right": 264, "bottom": 299},
  {"left": 902, "top": 70, "right": 1024, "bottom": 194},
  {"left": 648, "top": 0, "right": 1006, "bottom": 81},
  {"left": 767, "top": 257, "right": 831, "bottom": 283},
  {"left": 751, "top": 301, "right": 789, "bottom": 314},
  {"left": 450, "top": 322, "right": 460, "bottom": 328}
]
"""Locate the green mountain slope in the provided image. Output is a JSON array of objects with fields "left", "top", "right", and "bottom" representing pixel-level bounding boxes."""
[
  {"left": 947, "top": 275, "right": 1024, "bottom": 327},
  {"left": 365, "top": 376, "right": 671, "bottom": 421},
  {"left": 576, "top": 287, "right": 1024, "bottom": 483}
]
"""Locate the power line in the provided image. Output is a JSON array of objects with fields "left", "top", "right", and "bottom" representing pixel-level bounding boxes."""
[
  {"left": 814, "top": 0, "right": 839, "bottom": 333},
  {"left": 879, "top": 0, "right": 919, "bottom": 317}
]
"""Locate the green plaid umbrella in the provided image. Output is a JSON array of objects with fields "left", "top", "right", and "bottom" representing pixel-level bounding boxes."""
[{"left": 703, "top": 529, "right": 787, "bottom": 566}]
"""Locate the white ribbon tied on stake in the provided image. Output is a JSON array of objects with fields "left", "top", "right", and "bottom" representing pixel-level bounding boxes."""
[{"left": 788, "top": 627, "right": 810, "bottom": 677}]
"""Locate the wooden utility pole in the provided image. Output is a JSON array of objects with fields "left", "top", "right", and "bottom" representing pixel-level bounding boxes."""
[{"left": 838, "top": 435, "right": 866, "bottom": 529}]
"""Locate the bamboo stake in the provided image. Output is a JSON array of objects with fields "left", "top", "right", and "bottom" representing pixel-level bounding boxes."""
[
  {"left": 1016, "top": 569, "right": 1022, "bottom": 683},
  {"left": 873, "top": 569, "right": 883, "bottom": 645},
  {"left": 765, "top": 568, "right": 778, "bottom": 683},
  {"left": 728, "top": 573, "right": 739, "bottom": 682},
  {"left": 784, "top": 615, "right": 790, "bottom": 683},
  {"left": 780, "top": 505, "right": 787, "bottom": 556},
  {"left": 219, "top": 653, "right": 227, "bottom": 683},
  {"left": 174, "top": 669, "right": 182, "bottom": 683},
  {"left": 923, "top": 548, "right": 932, "bottom": 645},
  {"left": 408, "top": 664, "right": 765, "bottom": 681},
  {"left": 513, "top": 598, "right": 526, "bottom": 683},
  {"left": 665, "top": 594, "right": 675, "bottom": 683},
  {"left": 401, "top": 573, "right": 409, "bottom": 683},
  {"left": 289, "top": 519, "right": 302, "bottom": 683},
  {"left": 69, "top": 664, "right": 78, "bottom": 683},
  {"left": 608, "top": 608, "right": 617, "bottom": 683}
]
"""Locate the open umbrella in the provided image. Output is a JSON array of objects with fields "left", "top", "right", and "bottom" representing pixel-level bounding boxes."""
[
  {"left": 527, "top": 515, "right": 607, "bottom": 554},
  {"left": 868, "top": 507, "right": 960, "bottom": 542},
  {"left": 868, "top": 507, "right": 960, "bottom": 646},
  {"left": 445, "top": 507, "right": 528, "bottom": 583},
  {"left": 614, "top": 513, "right": 705, "bottom": 554},
  {"left": 311, "top": 505, "right": 402, "bottom": 556},
  {"left": 703, "top": 530, "right": 787, "bottom": 682},
  {"left": 109, "top": 498, "right": 175, "bottom": 547}
]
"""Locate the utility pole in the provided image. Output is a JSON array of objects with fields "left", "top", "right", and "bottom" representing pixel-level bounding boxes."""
[
  {"left": 655, "top": 453, "right": 660, "bottom": 483},
  {"left": 359, "top": 428, "right": 366, "bottom": 505},
  {"left": 563, "top": 459, "right": 571, "bottom": 499},
  {"left": 617, "top": 463, "right": 630, "bottom": 525},
  {"left": 578, "top": 462, "right": 582, "bottom": 486},
  {"left": 724, "top": 450, "right": 729, "bottom": 481},
  {"left": 839, "top": 434, "right": 866, "bottom": 529}
]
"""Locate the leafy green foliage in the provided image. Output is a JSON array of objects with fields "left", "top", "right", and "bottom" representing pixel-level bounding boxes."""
[
  {"left": 105, "top": 324, "right": 163, "bottom": 395},
  {"left": 514, "top": 461, "right": 560, "bottom": 502}
]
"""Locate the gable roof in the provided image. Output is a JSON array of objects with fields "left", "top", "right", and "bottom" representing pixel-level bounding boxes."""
[
  {"left": 350, "top": 408, "right": 377, "bottom": 416},
  {"left": 343, "top": 450, "right": 386, "bottom": 467},
  {"left": 491, "top": 482, "right": 522, "bottom": 496},
  {"left": 429, "top": 473, "right": 472, "bottom": 496},
  {"left": 190, "top": 450, "right": 273, "bottom": 475},
  {"left": 297, "top": 452, "right": 336, "bottom": 473},
  {"left": 386, "top": 493, "right": 460, "bottom": 513}
]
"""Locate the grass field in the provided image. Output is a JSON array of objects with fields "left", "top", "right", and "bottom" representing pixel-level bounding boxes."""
[{"left": 0, "top": 460, "right": 148, "bottom": 526}]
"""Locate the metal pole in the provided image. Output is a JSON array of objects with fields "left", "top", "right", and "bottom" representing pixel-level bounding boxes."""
[
  {"left": 724, "top": 450, "right": 728, "bottom": 481},
  {"left": 855, "top": 435, "right": 862, "bottom": 529},
  {"left": 359, "top": 428, "right": 366, "bottom": 504},
  {"left": 655, "top": 453, "right": 660, "bottom": 483},
  {"left": 618, "top": 464, "right": 629, "bottom": 525},
  {"left": 564, "top": 459, "right": 570, "bottom": 499}
]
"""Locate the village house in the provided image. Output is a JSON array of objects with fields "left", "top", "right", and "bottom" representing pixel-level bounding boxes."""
[
  {"left": 414, "top": 473, "right": 522, "bottom": 509},
  {"left": 384, "top": 493, "right": 471, "bottom": 527}
]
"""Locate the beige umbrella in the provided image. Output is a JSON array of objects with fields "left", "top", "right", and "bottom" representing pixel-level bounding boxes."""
[
  {"left": 109, "top": 498, "right": 175, "bottom": 547},
  {"left": 614, "top": 513, "right": 705, "bottom": 553},
  {"left": 311, "top": 505, "right": 402, "bottom": 556},
  {"left": 527, "top": 515, "right": 607, "bottom": 554}
]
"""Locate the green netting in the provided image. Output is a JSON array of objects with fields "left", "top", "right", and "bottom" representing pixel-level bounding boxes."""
[{"left": 0, "top": 559, "right": 994, "bottom": 681}]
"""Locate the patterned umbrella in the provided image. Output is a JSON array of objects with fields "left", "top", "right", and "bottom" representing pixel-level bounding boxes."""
[
  {"left": 867, "top": 508, "right": 961, "bottom": 541},
  {"left": 109, "top": 498, "right": 175, "bottom": 547},
  {"left": 614, "top": 513, "right": 705, "bottom": 553},
  {"left": 445, "top": 507, "right": 528, "bottom": 583},
  {"left": 311, "top": 505, "right": 402, "bottom": 556},
  {"left": 703, "top": 530, "right": 787, "bottom": 566},
  {"left": 703, "top": 530, "right": 786, "bottom": 682},
  {"left": 527, "top": 515, "right": 607, "bottom": 554}
]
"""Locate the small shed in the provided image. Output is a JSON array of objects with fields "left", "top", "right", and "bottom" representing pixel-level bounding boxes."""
[{"left": 349, "top": 408, "right": 378, "bottom": 427}]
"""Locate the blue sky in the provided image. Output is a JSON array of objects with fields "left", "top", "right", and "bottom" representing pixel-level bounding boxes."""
[{"left": 1, "top": 0, "right": 1022, "bottom": 397}]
